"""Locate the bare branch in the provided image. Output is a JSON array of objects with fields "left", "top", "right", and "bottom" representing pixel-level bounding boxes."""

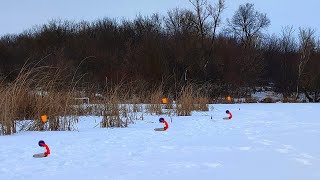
[
  {"left": 207, "top": 0, "right": 226, "bottom": 42},
  {"left": 296, "top": 27, "right": 316, "bottom": 99},
  {"left": 226, "top": 3, "right": 270, "bottom": 47}
]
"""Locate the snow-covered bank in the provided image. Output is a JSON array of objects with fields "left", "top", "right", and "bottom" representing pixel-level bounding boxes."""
[{"left": 0, "top": 103, "right": 319, "bottom": 180}]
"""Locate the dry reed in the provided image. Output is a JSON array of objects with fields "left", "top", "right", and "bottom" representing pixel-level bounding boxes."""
[
  {"left": 176, "top": 85, "right": 194, "bottom": 116},
  {"left": 145, "top": 87, "right": 163, "bottom": 115},
  {"left": 0, "top": 60, "right": 79, "bottom": 135}
]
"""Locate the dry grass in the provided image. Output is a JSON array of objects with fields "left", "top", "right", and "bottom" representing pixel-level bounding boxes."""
[
  {"left": 243, "top": 97, "right": 258, "bottom": 103},
  {"left": 100, "top": 84, "right": 137, "bottom": 128},
  {"left": 213, "top": 97, "right": 235, "bottom": 104},
  {"left": 100, "top": 87, "right": 121, "bottom": 128},
  {"left": 282, "top": 97, "right": 299, "bottom": 103},
  {"left": 260, "top": 97, "right": 278, "bottom": 103},
  {"left": 176, "top": 85, "right": 194, "bottom": 116},
  {"left": 100, "top": 101, "right": 121, "bottom": 128},
  {"left": 130, "top": 95, "right": 143, "bottom": 113},
  {"left": 163, "top": 96, "right": 174, "bottom": 110},
  {"left": 0, "top": 61, "right": 80, "bottom": 135},
  {"left": 128, "top": 95, "right": 144, "bottom": 121},
  {"left": 145, "top": 87, "right": 163, "bottom": 115},
  {"left": 194, "top": 96, "right": 209, "bottom": 111}
]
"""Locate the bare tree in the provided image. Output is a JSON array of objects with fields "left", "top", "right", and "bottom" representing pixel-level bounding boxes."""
[
  {"left": 264, "top": 34, "right": 279, "bottom": 52},
  {"left": 301, "top": 38, "right": 320, "bottom": 102},
  {"left": 279, "top": 26, "right": 296, "bottom": 96},
  {"left": 188, "top": 0, "right": 210, "bottom": 40},
  {"left": 296, "top": 27, "right": 316, "bottom": 99},
  {"left": 280, "top": 26, "right": 296, "bottom": 53},
  {"left": 164, "top": 8, "right": 183, "bottom": 35},
  {"left": 164, "top": 8, "right": 196, "bottom": 35},
  {"left": 207, "top": 0, "right": 225, "bottom": 42},
  {"left": 227, "top": 3, "right": 270, "bottom": 48}
]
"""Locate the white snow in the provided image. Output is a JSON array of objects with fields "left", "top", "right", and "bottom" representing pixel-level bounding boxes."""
[
  {"left": 251, "top": 90, "right": 283, "bottom": 101},
  {"left": 0, "top": 103, "right": 320, "bottom": 180}
]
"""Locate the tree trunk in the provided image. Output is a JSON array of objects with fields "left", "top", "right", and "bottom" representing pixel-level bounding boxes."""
[{"left": 315, "top": 91, "right": 319, "bottom": 102}]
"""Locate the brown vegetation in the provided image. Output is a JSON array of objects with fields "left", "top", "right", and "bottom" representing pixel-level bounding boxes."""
[{"left": 0, "top": 62, "right": 78, "bottom": 135}]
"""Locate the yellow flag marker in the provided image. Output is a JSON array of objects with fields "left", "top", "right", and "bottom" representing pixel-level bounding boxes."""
[
  {"left": 41, "top": 115, "right": 48, "bottom": 123},
  {"left": 162, "top": 98, "right": 168, "bottom": 104}
]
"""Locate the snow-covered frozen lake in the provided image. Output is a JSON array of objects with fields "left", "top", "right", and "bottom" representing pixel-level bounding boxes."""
[{"left": 0, "top": 103, "right": 319, "bottom": 180}]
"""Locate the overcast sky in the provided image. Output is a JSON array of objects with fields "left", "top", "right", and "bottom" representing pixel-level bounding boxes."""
[{"left": 1, "top": 0, "right": 319, "bottom": 36}]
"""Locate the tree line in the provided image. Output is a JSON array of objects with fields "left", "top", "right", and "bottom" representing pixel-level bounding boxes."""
[{"left": 0, "top": 0, "right": 319, "bottom": 101}]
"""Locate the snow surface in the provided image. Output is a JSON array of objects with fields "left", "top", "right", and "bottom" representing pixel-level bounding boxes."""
[
  {"left": 252, "top": 91, "right": 283, "bottom": 101},
  {"left": 1, "top": 103, "right": 320, "bottom": 180}
]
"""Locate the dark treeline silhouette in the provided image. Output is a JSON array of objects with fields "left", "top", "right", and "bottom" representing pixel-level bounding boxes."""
[{"left": 0, "top": 1, "right": 319, "bottom": 100}]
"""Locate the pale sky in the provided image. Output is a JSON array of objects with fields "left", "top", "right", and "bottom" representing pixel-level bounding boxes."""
[{"left": 0, "top": 0, "right": 319, "bottom": 36}]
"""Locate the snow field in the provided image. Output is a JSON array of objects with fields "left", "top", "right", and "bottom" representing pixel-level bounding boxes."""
[{"left": 0, "top": 103, "right": 319, "bottom": 180}]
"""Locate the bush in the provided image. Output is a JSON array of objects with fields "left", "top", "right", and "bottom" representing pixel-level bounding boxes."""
[{"left": 260, "top": 97, "right": 276, "bottom": 103}]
